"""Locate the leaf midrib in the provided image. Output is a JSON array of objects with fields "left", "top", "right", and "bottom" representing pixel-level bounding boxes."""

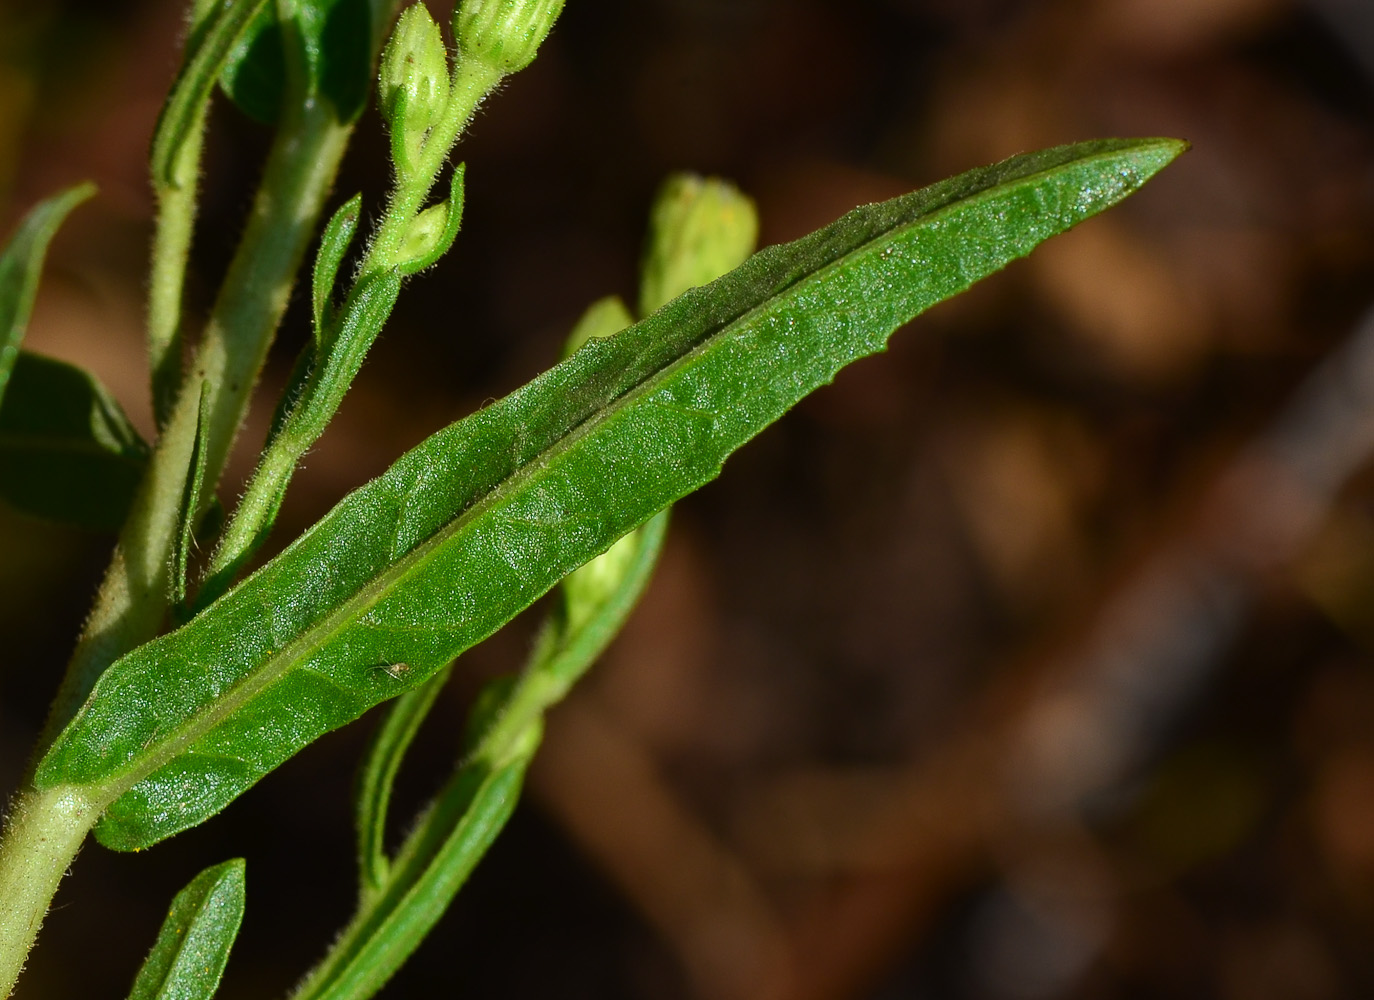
[{"left": 72, "top": 145, "right": 1142, "bottom": 807}]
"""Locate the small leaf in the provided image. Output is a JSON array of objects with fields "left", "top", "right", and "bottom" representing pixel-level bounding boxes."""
[
  {"left": 395, "top": 166, "right": 465, "bottom": 276},
  {"left": 0, "top": 184, "right": 96, "bottom": 410},
  {"left": 221, "top": 0, "right": 398, "bottom": 125},
  {"left": 305, "top": 0, "right": 385, "bottom": 122},
  {"left": 293, "top": 732, "right": 537, "bottom": 1000},
  {"left": 151, "top": 0, "right": 271, "bottom": 188},
  {"left": 296, "top": 268, "right": 403, "bottom": 424},
  {"left": 173, "top": 384, "right": 212, "bottom": 611},
  {"left": 125, "top": 858, "right": 246, "bottom": 1000},
  {"left": 354, "top": 663, "right": 453, "bottom": 893},
  {"left": 313, "top": 194, "right": 363, "bottom": 344},
  {"left": 35, "top": 138, "right": 1186, "bottom": 849},
  {"left": 0, "top": 352, "right": 149, "bottom": 531}
]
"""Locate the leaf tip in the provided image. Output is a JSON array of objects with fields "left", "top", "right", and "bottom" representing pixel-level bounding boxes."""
[{"left": 1121, "top": 136, "right": 1190, "bottom": 180}]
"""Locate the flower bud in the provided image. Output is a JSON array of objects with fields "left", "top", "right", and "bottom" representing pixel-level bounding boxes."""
[
  {"left": 561, "top": 528, "right": 643, "bottom": 635},
  {"left": 453, "top": 0, "right": 565, "bottom": 75},
  {"left": 561, "top": 295, "right": 632, "bottom": 359},
  {"left": 379, "top": 4, "right": 451, "bottom": 172},
  {"left": 638, "top": 174, "right": 758, "bottom": 317},
  {"left": 396, "top": 200, "right": 449, "bottom": 264}
]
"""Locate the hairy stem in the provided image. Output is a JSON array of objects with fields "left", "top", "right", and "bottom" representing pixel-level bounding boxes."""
[
  {"left": 147, "top": 123, "right": 202, "bottom": 430},
  {"left": 207, "top": 56, "right": 502, "bottom": 588},
  {"left": 37, "top": 97, "right": 353, "bottom": 755},
  {"left": 0, "top": 786, "right": 99, "bottom": 998},
  {"left": 147, "top": 0, "right": 217, "bottom": 430}
]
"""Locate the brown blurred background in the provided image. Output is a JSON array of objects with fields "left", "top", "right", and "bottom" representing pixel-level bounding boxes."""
[{"left": 3, "top": 0, "right": 1374, "bottom": 997}]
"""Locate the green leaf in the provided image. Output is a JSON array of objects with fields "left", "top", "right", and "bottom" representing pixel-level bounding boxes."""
[
  {"left": 313, "top": 194, "right": 363, "bottom": 344},
  {"left": 395, "top": 166, "right": 465, "bottom": 276},
  {"left": 151, "top": 0, "right": 271, "bottom": 188},
  {"left": 221, "top": 0, "right": 398, "bottom": 125},
  {"left": 35, "top": 138, "right": 1186, "bottom": 850},
  {"left": 218, "top": 5, "right": 282, "bottom": 125},
  {"left": 0, "top": 352, "right": 149, "bottom": 531},
  {"left": 296, "top": 750, "right": 535, "bottom": 1000},
  {"left": 125, "top": 858, "right": 246, "bottom": 1000},
  {"left": 0, "top": 184, "right": 96, "bottom": 410},
  {"left": 353, "top": 663, "right": 453, "bottom": 893},
  {"left": 173, "top": 384, "right": 212, "bottom": 610},
  {"left": 296, "top": 180, "right": 701, "bottom": 997}
]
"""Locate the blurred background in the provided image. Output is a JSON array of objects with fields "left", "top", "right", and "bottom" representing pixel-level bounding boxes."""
[{"left": 3, "top": 0, "right": 1374, "bottom": 997}]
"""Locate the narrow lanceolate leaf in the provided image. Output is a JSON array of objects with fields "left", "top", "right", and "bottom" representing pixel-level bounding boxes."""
[
  {"left": 298, "top": 512, "right": 669, "bottom": 1000},
  {"left": 151, "top": 0, "right": 270, "bottom": 187},
  {"left": 173, "top": 384, "right": 212, "bottom": 609},
  {"left": 36, "top": 138, "right": 1186, "bottom": 850},
  {"left": 300, "top": 179, "right": 713, "bottom": 998},
  {"left": 0, "top": 352, "right": 149, "bottom": 531},
  {"left": 0, "top": 184, "right": 96, "bottom": 409},
  {"left": 354, "top": 663, "right": 453, "bottom": 893},
  {"left": 293, "top": 729, "right": 538, "bottom": 1000},
  {"left": 313, "top": 194, "right": 363, "bottom": 343},
  {"left": 125, "top": 859, "right": 246, "bottom": 1000}
]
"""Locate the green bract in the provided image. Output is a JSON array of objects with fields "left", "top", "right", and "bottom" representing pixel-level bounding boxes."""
[{"left": 31, "top": 138, "right": 1185, "bottom": 853}]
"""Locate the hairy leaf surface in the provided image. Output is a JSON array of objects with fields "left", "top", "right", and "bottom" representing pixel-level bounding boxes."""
[
  {"left": 35, "top": 138, "right": 1185, "bottom": 849},
  {"left": 125, "top": 859, "right": 245, "bottom": 1000}
]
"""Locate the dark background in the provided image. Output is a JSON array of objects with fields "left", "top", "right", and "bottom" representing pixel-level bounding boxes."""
[{"left": 3, "top": 0, "right": 1374, "bottom": 997}]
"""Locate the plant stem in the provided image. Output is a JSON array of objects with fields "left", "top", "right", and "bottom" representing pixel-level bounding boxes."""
[
  {"left": 35, "top": 97, "right": 353, "bottom": 756},
  {"left": 206, "top": 57, "right": 502, "bottom": 588},
  {"left": 366, "top": 59, "right": 501, "bottom": 273},
  {"left": 0, "top": 786, "right": 99, "bottom": 998},
  {"left": 147, "top": 105, "right": 205, "bottom": 431}
]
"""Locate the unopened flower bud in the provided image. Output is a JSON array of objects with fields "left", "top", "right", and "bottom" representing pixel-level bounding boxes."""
[
  {"left": 638, "top": 174, "right": 758, "bottom": 317},
  {"left": 561, "top": 528, "right": 642, "bottom": 635},
  {"left": 453, "top": 0, "right": 565, "bottom": 76},
  {"left": 379, "top": 4, "right": 451, "bottom": 172},
  {"left": 561, "top": 295, "right": 632, "bottom": 359}
]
